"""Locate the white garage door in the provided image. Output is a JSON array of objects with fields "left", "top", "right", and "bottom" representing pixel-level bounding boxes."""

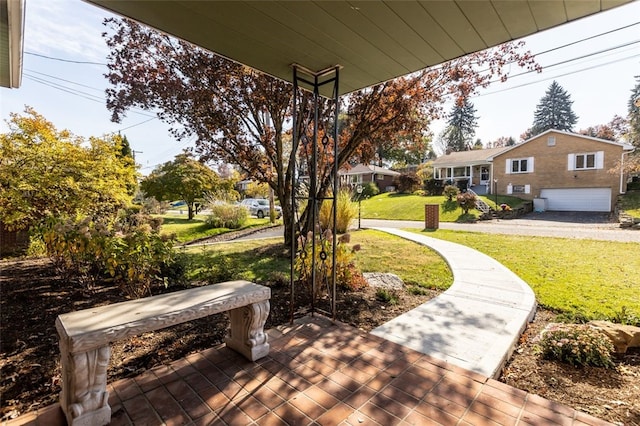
[{"left": 539, "top": 188, "right": 611, "bottom": 212}]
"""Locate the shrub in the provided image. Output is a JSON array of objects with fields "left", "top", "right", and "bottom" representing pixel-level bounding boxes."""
[
  {"left": 201, "top": 252, "right": 243, "bottom": 283},
  {"left": 375, "top": 288, "right": 399, "bottom": 305},
  {"left": 139, "top": 197, "right": 170, "bottom": 214},
  {"left": 358, "top": 181, "right": 379, "bottom": 199},
  {"left": 443, "top": 185, "right": 459, "bottom": 201},
  {"left": 41, "top": 210, "right": 183, "bottom": 298},
  {"left": 536, "top": 324, "right": 614, "bottom": 368},
  {"left": 294, "top": 230, "right": 367, "bottom": 295},
  {"left": 205, "top": 204, "right": 248, "bottom": 229},
  {"left": 424, "top": 178, "right": 444, "bottom": 196},
  {"left": 26, "top": 235, "right": 47, "bottom": 257},
  {"left": 395, "top": 172, "right": 421, "bottom": 194},
  {"left": 456, "top": 191, "right": 477, "bottom": 214},
  {"left": 413, "top": 190, "right": 426, "bottom": 196},
  {"left": 319, "top": 190, "right": 357, "bottom": 233}
]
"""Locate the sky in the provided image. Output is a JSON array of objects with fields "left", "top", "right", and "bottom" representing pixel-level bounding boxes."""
[{"left": 1, "top": 0, "right": 639, "bottom": 174}]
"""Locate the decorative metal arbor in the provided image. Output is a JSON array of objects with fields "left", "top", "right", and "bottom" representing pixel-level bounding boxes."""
[{"left": 289, "top": 64, "right": 340, "bottom": 322}]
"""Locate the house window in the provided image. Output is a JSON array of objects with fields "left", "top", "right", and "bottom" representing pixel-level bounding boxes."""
[
  {"left": 434, "top": 168, "right": 448, "bottom": 180},
  {"left": 568, "top": 151, "right": 604, "bottom": 171},
  {"left": 575, "top": 153, "right": 596, "bottom": 170},
  {"left": 453, "top": 166, "right": 470, "bottom": 177},
  {"left": 376, "top": 174, "right": 384, "bottom": 181},
  {"left": 547, "top": 136, "right": 556, "bottom": 146},
  {"left": 508, "top": 157, "right": 533, "bottom": 173},
  {"left": 512, "top": 185, "right": 526, "bottom": 193},
  {"left": 350, "top": 175, "right": 362, "bottom": 184}
]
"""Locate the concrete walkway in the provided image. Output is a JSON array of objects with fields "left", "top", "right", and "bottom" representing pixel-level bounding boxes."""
[{"left": 370, "top": 227, "right": 537, "bottom": 379}]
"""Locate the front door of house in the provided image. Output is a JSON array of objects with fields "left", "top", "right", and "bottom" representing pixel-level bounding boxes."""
[{"left": 480, "top": 167, "right": 489, "bottom": 185}]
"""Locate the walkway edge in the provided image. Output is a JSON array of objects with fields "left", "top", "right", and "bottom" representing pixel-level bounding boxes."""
[{"left": 369, "top": 227, "right": 537, "bottom": 379}]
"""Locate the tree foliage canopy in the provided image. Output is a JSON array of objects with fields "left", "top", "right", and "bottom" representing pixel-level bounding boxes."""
[
  {"left": 0, "top": 107, "right": 138, "bottom": 231},
  {"left": 140, "top": 154, "right": 221, "bottom": 220},
  {"left": 531, "top": 81, "right": 578, "bottom": 136},
  {"left": 103, "top": 17, "right": 539, "bottom": 244}
]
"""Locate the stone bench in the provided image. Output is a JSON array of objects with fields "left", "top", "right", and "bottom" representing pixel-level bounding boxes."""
[{"left": 55, "top": 280, "right": 271, "bottom": 426}]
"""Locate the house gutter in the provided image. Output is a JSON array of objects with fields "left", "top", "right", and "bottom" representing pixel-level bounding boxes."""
[{"left": 620, "top": 148, "right": 635, "bottom": 194}]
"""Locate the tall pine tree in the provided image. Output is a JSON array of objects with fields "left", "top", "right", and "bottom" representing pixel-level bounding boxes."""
[
  {"left": 531, "top": 81, "right": 578, "bottom": 135},
  {"left": 442, "top": 98, "right": 478, "bottom": 151},
  {"left": 628, "top": 76, "right": 640, "bottom": 148}
]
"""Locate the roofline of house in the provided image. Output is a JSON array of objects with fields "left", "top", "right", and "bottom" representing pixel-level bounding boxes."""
[
  {"left": 338, "top": 165, "right": 400, "bottom": 176},
  {"left": 488, "top": 129, "right": 634, "bottom": 160}
]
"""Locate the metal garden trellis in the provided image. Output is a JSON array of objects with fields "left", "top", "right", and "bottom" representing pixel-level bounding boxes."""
[{"left": 290, "top": 64, "right": 340, "bottom": 322}]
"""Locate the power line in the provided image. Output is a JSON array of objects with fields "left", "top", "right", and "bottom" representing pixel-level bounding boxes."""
[
  {"left": 478, "top": 53, "right": 640, "bottom": 97},
  {"left": 533, "top": 21, "right": 640, "bottom": 58},
  {"left": 25, "top": 51, "right": 107, "bottom": 66},
  {"left": 24, "top": 68, "right": 105, "bottom": 92},
  {"left": 22, "top": 72, "right": 157, "bottom": 118}
]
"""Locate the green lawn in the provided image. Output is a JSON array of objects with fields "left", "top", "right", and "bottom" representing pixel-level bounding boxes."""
[
  {"left": 183, "top": 229, "right": 453, "bottom": 292},
  {"left": 165, "top": 211, "right": 639, "bottom": 324},
  {"left": 412, "top": 229, "right": 640, "bottom": 323},
  {"left": 159, "top": 214, "right": 275, "bottom": 243},
  {"left": 620, "top": 191, "right": 640, "bottom": 218},
  {"left": 360, "top": 192, "right": 524, "bottom": 222}
]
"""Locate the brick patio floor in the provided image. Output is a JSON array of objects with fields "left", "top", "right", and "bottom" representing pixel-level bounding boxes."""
[{"left": 6, "top": 315, "right": 612, "bottom": 426}]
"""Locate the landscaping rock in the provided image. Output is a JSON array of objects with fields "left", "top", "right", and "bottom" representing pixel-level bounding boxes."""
[
  {"left": 588, "top": 321, "right": 640, "bottom": 353},
  {"left": 363, "top": 272, "right": 404, "bottom": 291}
]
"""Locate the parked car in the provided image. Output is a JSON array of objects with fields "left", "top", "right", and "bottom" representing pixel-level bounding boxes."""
[{"left": 239, "top": 198, "right": 282, "bottom": 218}]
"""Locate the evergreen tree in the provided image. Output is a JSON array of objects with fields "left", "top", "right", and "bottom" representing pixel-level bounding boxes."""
[
  {"left": 119, "top": 133, "right": 133, "bottom": 159},
  {"left": 531, "top": 81, "right": 578, "bottom": 135},
  {"left": 443, "top": 98, "right": 478, "bottom": 151},
  {"left": 628, "top": 76, "right": 640, "bottom": 148}
]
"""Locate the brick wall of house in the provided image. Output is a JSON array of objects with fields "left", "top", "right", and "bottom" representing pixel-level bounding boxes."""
[{"left": 492, "top": 132, "right": 627, "bottom": 210}]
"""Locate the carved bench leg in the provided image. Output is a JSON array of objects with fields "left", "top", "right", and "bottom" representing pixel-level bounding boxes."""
[
  {"left": 225, "top": 300, "right": 270, "bottom": 361},
  {"left": 59, "top": 342, "right": 111, "bottom": 426}
]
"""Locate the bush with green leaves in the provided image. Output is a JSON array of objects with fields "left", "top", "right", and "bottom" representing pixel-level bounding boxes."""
[
  {"left": 536, "top": 324, "right": 614, "bottom": 368},
  {"left": 200, "top": 252, "right": 245, "bottom": 283},
  {"left": 205, "top": 203, "right": 248, "bottom": 229},
  {"left": 424, "top": 178, "right": 444, "bottom": 196},
  {"left": 358, "top": 181, "right": 379, "bottom": 199},
  {"left": 41, "top": 210, "right": 184, "bottom": 298},
  {"left": 375, "top": 288, "right": 399, "bottom": 305},
  {"left": 443, "top": 184, "right": 460, "bottom": 201}
]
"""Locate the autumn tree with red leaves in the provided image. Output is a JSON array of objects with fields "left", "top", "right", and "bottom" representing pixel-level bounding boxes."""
[{"left": 103, "top": 18, "right": 539, "bottom": 245}]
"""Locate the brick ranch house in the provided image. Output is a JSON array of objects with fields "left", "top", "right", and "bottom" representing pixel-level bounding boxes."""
[
  {"left": 339, "top": 164, "right": 400, "bottom": 193},
  {"left": 432, "top": 130, "right": 634, "bottom": 212}
]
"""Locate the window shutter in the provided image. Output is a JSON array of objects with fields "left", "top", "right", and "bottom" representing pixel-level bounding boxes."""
[
  {"left": 528, "top": 157, "right": 534, "bottom": 173},
  {"left": 596, "top": 151, "right": 604, "bottom": 169},
  {"left": 507, "top": 183, "right": 513, "bottom": 195},
  {"left": 505, "top": 159, "right": 511, "bottom": 174},
  {"left": 567, "top": 154, "right": 575, "bottom": 171},
  {"left": 524, "top": 185, "right": 531, "bottom": 194}
]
